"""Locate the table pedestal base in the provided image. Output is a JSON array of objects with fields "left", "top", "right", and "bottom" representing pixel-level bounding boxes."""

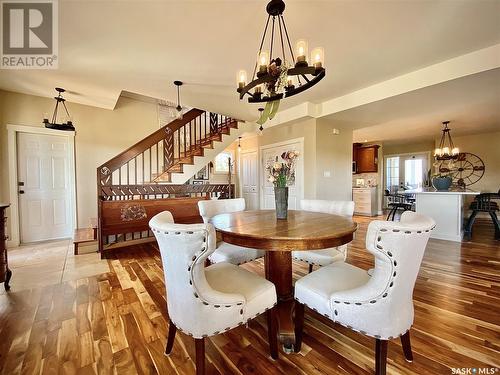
[{"left": 265, "top": 251, "right": 297, "bottom": 350}]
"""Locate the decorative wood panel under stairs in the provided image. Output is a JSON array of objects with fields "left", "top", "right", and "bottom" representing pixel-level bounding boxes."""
[{"left": 96, "top": 108, "right": 243, "bottom": 257}]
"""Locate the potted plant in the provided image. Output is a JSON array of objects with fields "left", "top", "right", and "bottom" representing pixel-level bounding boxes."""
[
  {"left": 266, "top": 151, "right": 299, "bottom": 219},
  {"left": 432, "top": 170, "right": 453, "bottom": 191}
]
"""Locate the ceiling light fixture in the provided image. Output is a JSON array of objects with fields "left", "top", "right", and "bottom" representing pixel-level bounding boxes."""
[
  {"left": 236, "top": 0, "right": 325, "bottom": 103},
  {"left": 43, "top": 88, "right": 75, "bottom": 131},
  {"left": 434, "top": 121, "right": 459, "bottom": 160},
  {"left": 174, "top": 80, "right": 183, "bottom": 119}
]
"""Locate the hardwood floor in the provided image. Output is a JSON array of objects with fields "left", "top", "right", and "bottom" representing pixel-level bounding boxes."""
[{"left": 0, "top": 215, "right": 498, "bottom": 374}]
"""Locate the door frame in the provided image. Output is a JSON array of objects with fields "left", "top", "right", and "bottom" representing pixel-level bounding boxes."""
[
  {"left": 7, "top": 124, "right": 77, "bottom": 247},
  {"left": 239, "top": 148, "right": 259, "bottom": 207},
  {"left": 259, "top": 137, "right": 305, "bottom": 209}
]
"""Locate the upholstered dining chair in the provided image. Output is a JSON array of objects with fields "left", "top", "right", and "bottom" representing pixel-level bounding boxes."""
[
  {"left": 294, "top": 211, "right": 435, "bottom": 375},
  {"left": 149, "top": 211, "right": 278, "bottom": 375},
  {"left": 198, "top": 198, "right": 265, "bottom": 265},
  {"left": 292, "top": 199, "right": 355, "bottom": 273}
]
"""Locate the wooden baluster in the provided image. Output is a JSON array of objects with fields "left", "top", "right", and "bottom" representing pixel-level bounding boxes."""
[
  {"left": 183, "top": 126, "right": 187, "bottom": 156},
  {"left": 156, "top": 143, "right": 159, "bottom": 176},
  {"left": 149, "top": 148, "right": 152, "bottom": 183},
  {"left": 177, "top": 130, "right": 181, "bottom": 161}
]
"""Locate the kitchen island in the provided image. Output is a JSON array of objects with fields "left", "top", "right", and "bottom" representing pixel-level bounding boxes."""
[{"left": 405, "top": 188, "right": 479, "bottom": 242}]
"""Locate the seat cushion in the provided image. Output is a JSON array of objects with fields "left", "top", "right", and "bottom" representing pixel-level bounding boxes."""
[
  {"left": 209, "top": 242, "right": 265, "bottom": 265},
  {"left": 294, "top": 262, "right": 370, "bottom": 318},
  {"left": 292, "top": 246, "right": 345, "bottom": 266},
  {"left": 205, "top": 262, "right": 276, "bottom": 321}
]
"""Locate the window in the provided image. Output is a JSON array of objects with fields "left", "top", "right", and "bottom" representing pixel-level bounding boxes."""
[
  {"left": 214, "top": 151, "right": 234, "bottom": 174},
  {"left": 404, "top": 158, "right": 423, "bottom": 188},
  {"left": 385, "top": 157, "right": 399, "bottom": 191}
]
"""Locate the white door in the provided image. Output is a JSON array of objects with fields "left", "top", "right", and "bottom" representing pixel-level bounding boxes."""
[
  {"left": 241, "top": 151, "right": 259, "bottom": 210},
  {"left": 18, "top": 132, "right": 73, "bottom": 242},
  {"left": 261, "top": 140, "right": 303, "bottom": 210}
]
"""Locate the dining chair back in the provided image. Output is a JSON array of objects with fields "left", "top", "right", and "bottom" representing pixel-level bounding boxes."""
[
  {"left": 293, "top": 199, "right": 355, "bottom": 272},
  {"left": 197, "top": 198, "right": 265, "bottom": 265},
  {"left": 198, "top": 198, "right": 246, "bottom": 223}
]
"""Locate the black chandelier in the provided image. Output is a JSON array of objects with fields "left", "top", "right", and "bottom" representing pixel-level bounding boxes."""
[
  {"left": 236, "top": 0, "right": 325, "bottom": 103},
  {"left": 434, "top": 121, "right": 459, "bottom": 160},
  {"left": 43, "top": 88, "right": 75, "bottom": 131}
]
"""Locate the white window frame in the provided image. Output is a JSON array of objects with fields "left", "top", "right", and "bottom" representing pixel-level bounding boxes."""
[{"left": 213, "top": 150, "right": 235, "bottom": 175}]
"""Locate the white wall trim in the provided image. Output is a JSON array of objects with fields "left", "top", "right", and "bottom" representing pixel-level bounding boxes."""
[
  {"left": 259, "top": 137, "right": 305, "bottom": 209},
  {"left": 6, "top": 124, "right": 77, "bottom": 247}
]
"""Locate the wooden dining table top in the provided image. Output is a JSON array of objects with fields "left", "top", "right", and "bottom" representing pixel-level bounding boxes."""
[{"left": 211, "top": 209, "right": 358, "bottom": 251}]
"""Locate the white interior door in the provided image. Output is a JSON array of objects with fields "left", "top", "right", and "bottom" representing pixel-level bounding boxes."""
[
  {"left": 18, "top": 132, "right": 73, "bottom": 242},
  {"left": 241, "top": 151, "right": 259, "bottom": 210},
  {"left": 261, "top": 140, "right": 303, "bottom": 210}
]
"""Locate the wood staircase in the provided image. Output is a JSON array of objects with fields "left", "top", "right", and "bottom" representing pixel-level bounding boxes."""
[
  {"left": 153, "top": 118, "right": 238, "bottom": 182},
  {"left": 98, "top": 108, "right": 240, "bottom": 186}
]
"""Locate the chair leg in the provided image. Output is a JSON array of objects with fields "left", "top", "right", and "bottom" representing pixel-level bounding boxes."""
[
  {"left": 464, "top": 210, "right": 478, "bottom": 240},
  {"left": 400, "top": 331, "right": 413, "bottom": 362},
  {"left": 195, "top": 338, "right": 205, "bottom": 375},
  {"left": 165, "top": 322, "right": 177, "bottom": 355},
  {"left": 294, "top": 302, "right": 305, "bottom": 353},
  {"left": 489, "top": 211, "right": 500, "bottom": 239},
  {"left": 375, "top": 339, "right": 388, "bottom": 375},
  {"left": 267, "top": 307, "right": 279, "bottom": 359},
  {"left": 308, "top": 264, "right": 313, "bottom": 273},
  {"left": 386, "top": 208, "right": 393, "bottom": 221}
]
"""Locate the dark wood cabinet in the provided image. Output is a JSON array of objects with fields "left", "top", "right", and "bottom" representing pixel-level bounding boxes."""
[
  {"left": 353, "top": 144, "right": 379, "bottom": 174},
  {"left": 0, "top": 203, "right": 12, "bottom": 291}
]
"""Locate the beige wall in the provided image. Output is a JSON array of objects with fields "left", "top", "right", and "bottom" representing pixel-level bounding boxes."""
[
  {"left": 0, "top": 90, "right": 158, "bottom": 227},
  {"left": 315, "top": 119, "right": 353, "bottom": 201},
  {"left": 383, "top": 141, "right": 434, "bottom": 156}
]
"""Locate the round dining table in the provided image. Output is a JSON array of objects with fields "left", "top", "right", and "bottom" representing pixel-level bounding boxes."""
[{"left": 211, "top": 209, "right": 358, "bottom": 351}]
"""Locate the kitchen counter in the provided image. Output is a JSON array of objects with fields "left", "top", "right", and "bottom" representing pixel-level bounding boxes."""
[{"left": 407, "top": 189, "right": 479, "bottom": 242}]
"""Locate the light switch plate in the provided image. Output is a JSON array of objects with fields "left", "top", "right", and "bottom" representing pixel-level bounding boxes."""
[{"left": 323, "top": 171, "right": 331, "bottom": 178}]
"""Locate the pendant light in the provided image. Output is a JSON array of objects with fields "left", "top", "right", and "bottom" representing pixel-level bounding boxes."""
[
  {"left": 236, "top": 0, "right": 325, "bottom": 103},
  {"left": 42, "top": 88, "right": 75, "bottom": 131},
  {"left": 174, "top": 80, "right": 183, "bottom": 119},
  {"left": 434, "top": 121, "right": 459, "bottom": 160}
]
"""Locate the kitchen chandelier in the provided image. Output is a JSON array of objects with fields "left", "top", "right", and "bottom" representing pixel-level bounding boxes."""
[{"left": 434, "top": 121, "right": 459, "bottom": 160}]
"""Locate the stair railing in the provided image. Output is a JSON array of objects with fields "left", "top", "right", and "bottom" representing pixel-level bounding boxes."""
[{"left": 97, "top": 108, "right": 236, "bottom": 191}]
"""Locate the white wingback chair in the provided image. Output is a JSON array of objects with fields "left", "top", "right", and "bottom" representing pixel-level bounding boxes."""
[
  {"left": 293, "top": 199, "right": 355, "bottom": 272},
  {"left": 150, "top": 211, "right": 278, "bottom": 374},
  {"left": 294, "top": 211, "right": 435, "bottom": 375},
  {"left": 198, "top": 198, "right": 265, "bottom": 265}
]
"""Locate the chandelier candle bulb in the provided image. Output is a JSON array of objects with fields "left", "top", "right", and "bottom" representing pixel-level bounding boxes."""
[
  {"left": 295, "top": 39, "right": 308, "bottom": 66},
  {"left": 237, "top": 70, "right": 248, "bottom": 89},
  {"left": 452, "top": 147, "right": 459, "bottom": 156},
  {"left": 311, "top": 47, "right": 324, "bottom": 69},
  {"left": 258, "top": 51, "right": 270, "bottom": 73}
]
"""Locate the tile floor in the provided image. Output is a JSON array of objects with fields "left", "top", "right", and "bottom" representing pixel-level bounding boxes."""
[{"left": 1, "top": 239, "right": 109, "bottom": 294}]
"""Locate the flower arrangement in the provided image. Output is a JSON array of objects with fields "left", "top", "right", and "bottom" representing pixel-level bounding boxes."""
[{"left": 266, "top": 150, "right": 299, "bottom": 188}]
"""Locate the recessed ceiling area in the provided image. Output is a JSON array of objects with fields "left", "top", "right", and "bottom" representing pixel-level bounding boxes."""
[
  {"left": 0, "top": 0, "right": 499, "bottom": 121},
  {"left": 332, "top": 68, "right": 500, "bottom": 145}
]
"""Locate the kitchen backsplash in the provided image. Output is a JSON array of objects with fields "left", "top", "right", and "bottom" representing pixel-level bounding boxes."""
[{"left": 353, "top": 172, "right": 379, "bottom": 187}]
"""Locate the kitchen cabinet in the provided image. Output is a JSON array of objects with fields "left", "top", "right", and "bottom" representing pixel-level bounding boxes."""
[
  {"left": 353, "top": 144, "right": 379, "bottom": 174},
  {"left": 352, "top": 188, "right": 378, "bottom": 216}
]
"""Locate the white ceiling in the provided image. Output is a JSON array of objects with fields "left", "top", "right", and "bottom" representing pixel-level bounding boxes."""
[
  {"left": 345, "top": 68, "right": 500, "bottom": 144},
  {"left": 1, "top": 0, "right": 500, "bottom": 123}
]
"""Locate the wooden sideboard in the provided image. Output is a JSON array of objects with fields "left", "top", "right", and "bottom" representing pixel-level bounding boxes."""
[{"left": 0, "top": 203, "right": 12, "bottom": 290}]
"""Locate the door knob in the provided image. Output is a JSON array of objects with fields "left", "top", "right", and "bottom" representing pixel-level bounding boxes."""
[
  {"left": 19, "top": 190, "right": 25, "bottom": 194},
  {"left": 18, "top": 181, "right": 24, "bottom": 186}
]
